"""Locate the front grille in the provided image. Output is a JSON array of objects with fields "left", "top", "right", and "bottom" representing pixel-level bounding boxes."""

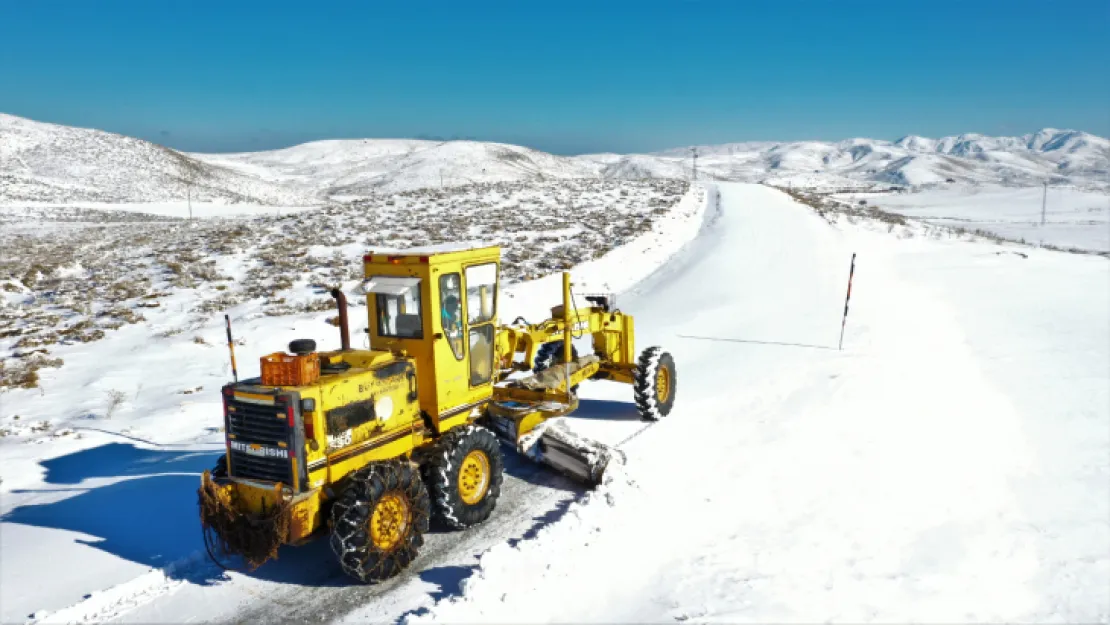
[
  {"left": 227, "top": 402, "right": 287, "bottom": 444},
  {"left": 225, "top": 393, "right": 294, "bottom": 485},
  {"left": 229, "top": 449, "right": 289, "bottom": 483}
]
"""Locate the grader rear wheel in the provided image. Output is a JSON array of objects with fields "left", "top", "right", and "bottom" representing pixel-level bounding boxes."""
[
  {"left": 329, "top": 460, "right": 430, "bottom": 583},
  {"left": 634, "top": 346, "right": 677, "bottom": 420},
  {"left": 422, "top": 424, "right": 504, "bottom": 530},
  {"left": 457, "top": 449, "right": 491, "bottom": 505}
]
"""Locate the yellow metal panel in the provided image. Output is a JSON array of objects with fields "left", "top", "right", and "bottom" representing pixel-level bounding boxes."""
[
  {"left": 307, "top": 466, "right": 328, "bottom": 491},
  {"left": 436, "top": 410, "right": 476, "bottom": 434},
  {"left": 287, "top": 489, "right": 325, "bottom": 544},
  {"left": 516, "top": 411, "right": 549, "bottom": 440},
  {"left": 621, "top": 314, "right": 636, "bottom": 365},
  {"left": 230, "top": 480, "right": 285, "bottom": 514}
]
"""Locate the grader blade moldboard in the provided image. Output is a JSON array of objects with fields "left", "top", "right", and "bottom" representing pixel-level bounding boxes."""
[
  {"left": 524, "top": 419, "right": 621, "bottom": 486},
  {"left": 485, "top": 401, "right": 622, "bottom": 486}
]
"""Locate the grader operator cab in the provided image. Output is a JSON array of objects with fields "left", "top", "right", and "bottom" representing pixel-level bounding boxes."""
[{"left": 199, "top": 243, "right": 677, "bottom": 583}]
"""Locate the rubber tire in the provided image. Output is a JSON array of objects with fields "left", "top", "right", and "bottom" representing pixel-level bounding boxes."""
[
  {"left": 634, "top": 346, "right": 677, "bottom": 420},
  {"left": 421, "top": 424, "right": 504, "bottom": 530},
  {"left": 533, "top": 341, "right": 580, "bottom": 394},
  {"left": 329, "top": 459, "right": 431, "bottom": 583},
  {"left": 288, "top": 338, "right": 317, "bottom": 355}
]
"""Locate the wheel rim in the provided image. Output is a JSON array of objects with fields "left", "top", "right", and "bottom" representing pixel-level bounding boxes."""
[
  {"left": 655, "top": 365, "right": 671, "bottom": 403},
  {"left": 369, "top": 492, "right": 410, "bottom": 551},
  {"left": 458, "top": 450, "right": 491, "bottom": 505}
]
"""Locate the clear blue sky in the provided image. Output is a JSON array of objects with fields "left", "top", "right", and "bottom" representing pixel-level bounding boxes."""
[{"left": 1, "top": 0, "right": 1107, "bottom": 154}]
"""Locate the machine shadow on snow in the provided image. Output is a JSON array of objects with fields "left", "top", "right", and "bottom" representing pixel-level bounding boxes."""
[
  {"left": 3, "top": 442, "right": 229, "bottom": 585},
  {"left": 393, "top": 564, "right": 480, "bottom": 622},
  {"left": 1, "top": 438, "right": 589, "bottom": 589},
  {"left": 573, "top": 398, "right": 643, "bottom": 421}
]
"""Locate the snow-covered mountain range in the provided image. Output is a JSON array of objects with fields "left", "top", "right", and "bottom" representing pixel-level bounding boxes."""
[
  {"left": 658, "top": 129, "right": 1109, "bottom": 189},
  {"left": 1, "top": 112, "right": 1106, "bottom": 205}
]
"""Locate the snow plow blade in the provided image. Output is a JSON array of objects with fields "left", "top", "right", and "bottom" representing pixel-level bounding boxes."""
[
  {"left": 523, "top": 419, "right": 622, "bottom": 485},
  {"left": 485, "top": 401, "right": 623, "bottom": 487}
]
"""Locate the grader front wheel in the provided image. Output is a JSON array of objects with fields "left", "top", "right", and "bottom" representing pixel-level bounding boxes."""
[
  {"left": 423, "top": 424, "right": 504, "bottom": 530},
  {"left": 634, "top": 346, "right": 677, "bottom": 420},
  {"left": 329, "top": 460, "right": 431, "bottom": 583},
  {"left": 533, "top": 341, "right": 581, "bottom": 394}
]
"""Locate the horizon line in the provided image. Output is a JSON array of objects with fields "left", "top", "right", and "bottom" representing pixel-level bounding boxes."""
[{"left": 0, "top": 110, "right": 1101, "bottom": 158}]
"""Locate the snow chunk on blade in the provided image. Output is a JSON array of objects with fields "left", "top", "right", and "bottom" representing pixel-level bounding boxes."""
[{"left": 518, "top": 417, "right": 626, "bottom": 486}]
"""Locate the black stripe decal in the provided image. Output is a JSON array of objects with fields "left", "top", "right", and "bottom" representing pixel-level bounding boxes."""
[
  {"left": 307, "top": 424, "right": 423, "bottom": 472},
  {"left": 439, "top": 399, "right": 488, "bottom": 419}
]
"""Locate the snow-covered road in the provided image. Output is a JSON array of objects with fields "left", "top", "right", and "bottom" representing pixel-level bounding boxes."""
[
  {"left": 402, "top": 183, "right": 1110, "bottom": 623},
  {"left": 7, "top": 182, "right": 1107, "bottom": 623}
]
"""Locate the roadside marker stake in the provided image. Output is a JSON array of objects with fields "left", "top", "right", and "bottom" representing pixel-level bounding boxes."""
[
  {"left": 839, "top": 253, "right": 856, "bottom": 351},
  {"left": 225, "top": 314, "right": 239, "bottom": 382}
]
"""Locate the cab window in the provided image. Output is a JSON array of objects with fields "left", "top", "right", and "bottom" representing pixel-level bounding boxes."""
[
  {"left": 464, "top": 263, "right": 497, "bottom": 325},
  {"left": 375, "top": 282, "right": 423, "bottom": 339},
  {"left": 439, "top": 273, "right": 464, "bottom": 360}
]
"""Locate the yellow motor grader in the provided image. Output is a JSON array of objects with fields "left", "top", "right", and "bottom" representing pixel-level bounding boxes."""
[{"left": 199, "top": 243, "right": 676, "bottom": 582}]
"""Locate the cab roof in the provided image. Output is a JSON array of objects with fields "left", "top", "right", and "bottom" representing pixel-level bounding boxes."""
[
  {"left": 370, "top": 241, "right": 498, "bottom": 256},
  {"left": 364, "top": 242, "right": 501, "bottom": 266}
]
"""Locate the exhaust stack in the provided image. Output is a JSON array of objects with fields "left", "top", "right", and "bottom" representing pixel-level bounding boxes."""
[{"left": 330, "top": 288, "right": 351, "bottom": 351}]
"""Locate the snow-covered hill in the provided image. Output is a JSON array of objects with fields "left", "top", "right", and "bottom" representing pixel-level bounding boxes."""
[
  {"left": 0, "top": 114, "right": 317, "bottom": 205},
  {"left": 2, "top": 112, "right": 1107, "bottom": 205},
  {"left": 647, "top": 129, "right": 1110, "bottom": 189},
  {"left": 194, "top": 138, "right": 597, "bottom": 197}
]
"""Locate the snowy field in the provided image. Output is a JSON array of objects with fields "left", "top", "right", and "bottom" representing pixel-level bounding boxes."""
[
  {"left": 1, "top": 181, "right": 1107, "bottom": 624},
  {"left": 401, "top": 184, "right": 1110, "bottom": 624},
  {"left": 0, "top": 178, "right": 688, "bottom": 392},
  {"left": 0, "top": 179, "right": 703, "bottom": 622},
  {"left": 0, "top": 201, "right": 314, "bottom": 222},
  {"left": 834, "top": 185, "right": 1110, "bottom": 253}
]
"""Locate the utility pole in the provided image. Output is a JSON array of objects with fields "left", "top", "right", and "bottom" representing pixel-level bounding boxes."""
[
  {"left": 1041, "top": 181, "right": 1047, "bottom": 226},
  {"left": 187, "top": 181, "right": 193, "bottom": 220},
  {"left": 689, "top": 147, "right": 698, "bottom": 181},
  {"left": 440, "top": 169, "right": 444, "bottom": 188}
]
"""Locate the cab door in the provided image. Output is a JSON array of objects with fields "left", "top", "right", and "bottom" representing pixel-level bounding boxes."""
[
  {"left": 432, "top": 271, "right": 471, "bottom": 412},
  {"left": 461, "top": 262, "right": 499, "bottom": 392},
  {"left": 431, "top": 262, "right": 499, "bottom": 422}
]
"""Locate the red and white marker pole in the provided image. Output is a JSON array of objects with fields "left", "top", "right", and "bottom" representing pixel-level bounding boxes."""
[{"left": 838, "top": 253, "right": 856, "bottom": 351}]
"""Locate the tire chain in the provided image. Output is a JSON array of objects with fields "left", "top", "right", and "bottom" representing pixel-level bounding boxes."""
[{"left": 329, "top": 458, "right": 431, "bottom": 583}]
